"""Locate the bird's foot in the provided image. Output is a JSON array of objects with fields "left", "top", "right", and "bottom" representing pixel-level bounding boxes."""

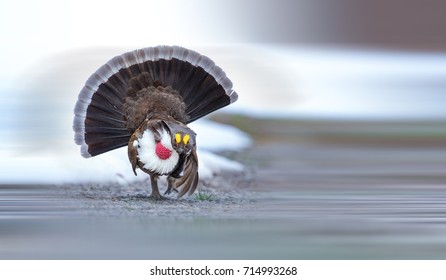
[
  {"left": 148, "top": 193, "right": 166, "bottom": 200},
  {"left": 164, "top": 187, "right": 179, "bottom": 196}
]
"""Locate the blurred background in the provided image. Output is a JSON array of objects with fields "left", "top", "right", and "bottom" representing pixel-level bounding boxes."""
[
  {"left": 2, "top": 0, "right": 446, "bottom": 167},
  {"left": 1, "top": 0, "right": 446, "bottom": 259},
  {"left": 2, "top": 0, "right": 446, "bottom": 122}
]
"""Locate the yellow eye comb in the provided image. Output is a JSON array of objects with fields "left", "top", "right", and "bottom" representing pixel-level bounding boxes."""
[
  {"left": 175, "top": 133, "right": 181, "bottom": 144},
  {"left": 183, "top": 134, "right": 190, "bottom": 145}
]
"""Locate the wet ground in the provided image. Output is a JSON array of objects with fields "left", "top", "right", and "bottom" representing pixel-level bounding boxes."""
[{"left": 1, "top": 117, "right": 446, "bottom": 259}]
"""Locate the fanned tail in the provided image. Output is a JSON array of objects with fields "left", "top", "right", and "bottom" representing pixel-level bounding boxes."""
[{"left": 73, "top": 45, "right": 238, "bottom": 158}]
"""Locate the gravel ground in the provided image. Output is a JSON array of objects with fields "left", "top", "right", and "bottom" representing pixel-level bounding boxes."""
[{"left": 57, "top": 169, "right": 257, "bottom": 218}]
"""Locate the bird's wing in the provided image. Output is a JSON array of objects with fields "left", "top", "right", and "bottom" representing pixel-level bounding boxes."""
[
  {"left": 127, "top": 130, "right": 140, "bottom": 176},
  {"left": 176, "top": 148, "right": 199, "bottom": 198}
]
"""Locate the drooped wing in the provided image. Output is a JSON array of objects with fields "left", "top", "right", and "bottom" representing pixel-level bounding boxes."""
[
  {"left": 128, "top": 132, "right": 139, "bottom": 176},
  {"left": 176, "top": 148, "right": 199, "bottom": 198}
]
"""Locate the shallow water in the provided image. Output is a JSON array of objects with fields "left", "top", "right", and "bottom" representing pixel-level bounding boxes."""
[{"left": 1, "top": 119, "right": 446, "bottom": 259}]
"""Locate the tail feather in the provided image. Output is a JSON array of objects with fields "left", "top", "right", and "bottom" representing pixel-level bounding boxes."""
[
  {"left": 187, "top": 94, "right": 233, "bottom": 122},
  {"left": 180, "top": 64, "right": 210, "bottom": 105},
  {"left": 74, "top": 45, "right": 238, "bottom": 157},
  {"left": 85, "top": 126, "right": 130, "bottom": 135},
  {"left": 83, "top": 137, "right": 131, "bottom": 158}
]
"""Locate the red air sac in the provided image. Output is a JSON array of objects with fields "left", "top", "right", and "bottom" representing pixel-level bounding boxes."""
[{"left": 155, "top": 142, "right": 172, "bottom": 160}]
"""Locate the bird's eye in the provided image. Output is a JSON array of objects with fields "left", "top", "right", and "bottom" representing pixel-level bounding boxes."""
[
  {"left": 175, "top": 133, "right": 181, "bottom": 144},
  {"left": 183, "top": 134, "right": 190, "bottom": 145}
]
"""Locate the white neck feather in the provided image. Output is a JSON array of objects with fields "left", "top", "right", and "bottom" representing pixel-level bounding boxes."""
[{"left": 136, "top": 128, "right": 179, "bottom": 175}]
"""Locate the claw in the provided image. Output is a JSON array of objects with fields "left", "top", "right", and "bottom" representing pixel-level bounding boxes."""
[
  {"left": 149, "top": 193, "right": 166, "bottom": 200},
  {"left": 165, "top": 176, "right": 179, "bottom": 196},
  {"left": 164, "top": 187, "right": 179, "bottom": 195}
]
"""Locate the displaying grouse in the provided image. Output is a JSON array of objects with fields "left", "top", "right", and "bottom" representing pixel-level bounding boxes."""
[{"left": 73, "top": 46, "right": 238, "bottom": 199}]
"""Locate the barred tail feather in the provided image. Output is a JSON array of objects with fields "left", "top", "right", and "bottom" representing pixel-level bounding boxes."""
[{"left": 73, "top": 45, "right": 238, "bottom": 157}]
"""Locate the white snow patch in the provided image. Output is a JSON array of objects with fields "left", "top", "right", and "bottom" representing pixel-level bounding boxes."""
[
  {"left": 189, "top": 119, "right": 252, "bottom": 152},
  {"left": 197, "top": 150, "right": 244, "bottom": 179},
  {"left": 217, "top": 45, "right": 446, "bottom": 120},
  {"left": 1, "top": 119, "right": 250, "bottom": 185}
]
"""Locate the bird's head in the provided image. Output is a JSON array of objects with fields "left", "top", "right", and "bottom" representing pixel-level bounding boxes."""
[
  {"left": 162, "top": 121, "right": 196, "bottom": 156},
  {"left": 171, "top": 129, "right": 195, "bottom": 155}
]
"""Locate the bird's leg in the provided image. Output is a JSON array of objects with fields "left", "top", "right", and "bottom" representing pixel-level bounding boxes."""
[
  {"left": 149, "top": 175, "right": 163, "bottom": 200},
  {"left": 164, "top": 176, "right": 179, "bottom": 195}
]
